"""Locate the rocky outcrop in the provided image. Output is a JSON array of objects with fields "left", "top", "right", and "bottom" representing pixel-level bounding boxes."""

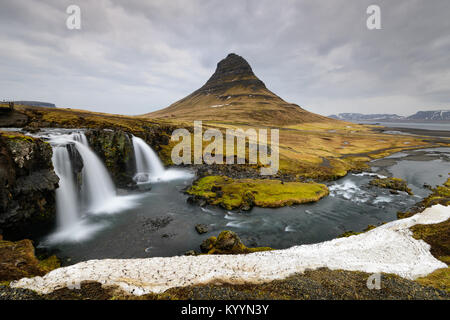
[
  {"left": 84, "top": 128, "right": 171, "bottom": 187},
  {"left": 194, "top": 53, "right": 268, "bottom": 95},
  {"left": 85, "top": 129, "right": 136, "bottom": 187},
  {"left": 200, "top": 231, "right": 273, "bottom": 254},
  {"left": 0, "top": 132, "right": 59, "bottom": 240},
  {"left": 66, "top": 142, "right": 83, "bottom": 189},
  {"left": 369, "top": 177, "right": 413, "bottom": 195}
]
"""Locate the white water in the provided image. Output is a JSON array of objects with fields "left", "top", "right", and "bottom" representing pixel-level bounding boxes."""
[
  {"left": 132, "top": 136, "right": 193, "bottom": 183},
  {"left": 43, "top": 131, "right": 140, "bottom": 244},
  {"left": 52, "top": 146, "right": 79, "bottom": 229},
  {"left": 132, "top": 136, "right": 165, "bottom": 182},
  {"left": 73, "top": 140, "right": 117, "bottom": 213},
  {"left": 329, "top": 180, "right": 369, "bottom": 203}
]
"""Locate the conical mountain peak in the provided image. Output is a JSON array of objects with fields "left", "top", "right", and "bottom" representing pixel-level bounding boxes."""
[
  {"left": 147, "top": 53, "right": 330, "bottom": 126},
  {"left": 213, "top": 53, "right": 255, "bottom": 79},
  {"left": 197, "top": 53, "right": 267, "bottom": 94}
]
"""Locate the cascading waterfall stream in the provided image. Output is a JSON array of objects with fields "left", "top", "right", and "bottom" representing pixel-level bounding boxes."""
[
  {"left": 132, "top": 136, "right": 165, "bottom": 183},
  {"left": 30, "top": 129, "right": 193, "bottom": 245},
  {"left": 43, "top": 131, "right": 139, "bottom": 243},
  {"left": 52, "top": 146, "right": 79, "bottom": 230},
  {"left": 131, "top": 135, "right": 193, "bottom": 183},
  {"left": 72, "top": 140, "right": 117, "bottom": 213}
]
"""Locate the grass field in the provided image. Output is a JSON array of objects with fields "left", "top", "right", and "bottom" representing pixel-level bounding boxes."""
[{"left": 11, "top": 104, "right": 449, "bottom": 181}]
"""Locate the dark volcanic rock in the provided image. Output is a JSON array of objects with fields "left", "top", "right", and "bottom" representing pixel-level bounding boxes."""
[
  {"left": 140, "top": 216, "right": 173, "bottom": 233},
  {"left": 0, "top": 133, "right": 59, "bottom": 239},
  {"left": 194, "top": 53, "right": 267, "bottom": 95},
  {"left": 195, "top": 224, "right": 208, "bottom": 234},
  {"left": 85, "top": 129, "right": 136, "bottom": 188}
]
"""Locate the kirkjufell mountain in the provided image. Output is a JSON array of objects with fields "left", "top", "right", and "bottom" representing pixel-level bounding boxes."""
[{"left": 146, "top": 53, "right": 332, "bottom": 125}]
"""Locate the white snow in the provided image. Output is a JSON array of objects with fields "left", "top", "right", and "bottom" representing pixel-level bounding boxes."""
[
  {"left": 209, "top": 103, "right": 229, "bottom": 108},
  {"left": 11, "top": 205, "right": 450, "bottom": 296}
]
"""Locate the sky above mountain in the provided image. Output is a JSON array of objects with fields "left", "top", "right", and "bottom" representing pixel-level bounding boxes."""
[{"left": 0, "top": 0, "right": 449, "bottom": 116}]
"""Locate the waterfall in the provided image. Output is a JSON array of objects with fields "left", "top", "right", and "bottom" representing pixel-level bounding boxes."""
[
  {"left": 48, "top": 132, "right": 117, "bottom": 214},
  {"left": 132, "top": 135, "right": 193, "bottom": 183},
  {"left": 132, "top": 136, "right": 165, "bottom": 183},
  {"left": 52, "top": 146, "right": 79, "bottom": 230},
  {"left": 43, "top": 131, "right": 139, "bottom": 244},
  {"left": 71, "top": 138, "right": 117, "bottom": 213},
  {"left": 37, "top": 129, "right": 191, "bottom": 244}
]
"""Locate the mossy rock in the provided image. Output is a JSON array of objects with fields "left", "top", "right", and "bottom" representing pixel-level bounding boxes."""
[
  {"left": 0, "top": 239, "right": 60, "bottom": 281},
  {"left": 200, "top": 231, "right": 273, "bottom": 255},
  {"left": 187, "top": 175, "right": 329, "bottom": 210},
  {"left": 337, "top": 224, "right": 377, "bottom": 238},
  {"left": 369, "top": 177, "right": 413, "bottom": 195}
]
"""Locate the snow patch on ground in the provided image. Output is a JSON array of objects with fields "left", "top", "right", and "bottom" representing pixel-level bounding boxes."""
[
  {"left": 11, "top": 205, "right": 450, "bottom": 296},
  {"left": 209, "top": 104, "right": 230, "bottom": 108}
]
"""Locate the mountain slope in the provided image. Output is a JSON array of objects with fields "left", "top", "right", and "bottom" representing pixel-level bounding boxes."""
[
  {"left": 146, "top": 53, "right": 332, "bottom": 126},
  {"left": 407, "top": 110, "right": 450, "bottom": 121}
]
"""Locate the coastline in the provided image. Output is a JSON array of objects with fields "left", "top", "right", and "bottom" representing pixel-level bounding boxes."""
[{"left": 377, "top": 127, "right": 450, "bottom": 138}]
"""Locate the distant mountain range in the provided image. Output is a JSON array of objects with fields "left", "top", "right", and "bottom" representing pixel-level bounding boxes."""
[{"left": 329, "top": 110, "right": 450, "bottom": 121}]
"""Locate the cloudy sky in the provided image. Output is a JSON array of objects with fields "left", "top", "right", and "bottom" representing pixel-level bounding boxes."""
[{"left": 0, "top": 0, "right": 449, "bottom": 116}]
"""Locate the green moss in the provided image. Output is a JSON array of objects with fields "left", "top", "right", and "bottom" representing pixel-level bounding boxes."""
[
  {"left": 188, "top": 176, "right": 329, "bottom": 210},
  {"left": 0, "top": 239, "right": 60, "bottom": 281},
  {"left": 1, "top": 131, "right": 36, "bottom": 142},
  {"left": 439, "top": 256, "right": 450, "bottom": 265},
  {"left": 38, "top": 255, "right": 61, "bottom": 273},
  {"left": 337, "top": 231, "right": 360, "bottom": 238},
  {"left": 416, "top": 267, "right": 450, "bottom": 293},
  {"left": 337, "top": 224, "right": 377, "bottom": 238}
]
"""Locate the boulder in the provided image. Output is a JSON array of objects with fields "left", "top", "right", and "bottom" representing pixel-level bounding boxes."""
[
  {"left": 195, "top": 224, "right": 208, "bottom": 234},
  {"left": 200, "top": 231, "right": 273, "bottom": 254}
]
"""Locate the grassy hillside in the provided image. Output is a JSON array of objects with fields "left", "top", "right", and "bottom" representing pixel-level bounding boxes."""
[{"left": 11, "top": 103, "right": 447, "bottom": 181}]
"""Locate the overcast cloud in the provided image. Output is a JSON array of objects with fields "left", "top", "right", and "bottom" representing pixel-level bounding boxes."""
[{"left": 0, "top": 0, "right": 449, "bottom": 116}]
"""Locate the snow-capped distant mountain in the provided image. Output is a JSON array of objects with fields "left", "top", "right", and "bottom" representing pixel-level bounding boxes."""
[
  {"left": 328, "top": 113, "right": 405, "bottom": 121},
  {"left": 407, "top": 110, "right": 450, "bottom": 121},
  {"left": 329, "top": 110, "right": 450, "bottom": 122}
]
